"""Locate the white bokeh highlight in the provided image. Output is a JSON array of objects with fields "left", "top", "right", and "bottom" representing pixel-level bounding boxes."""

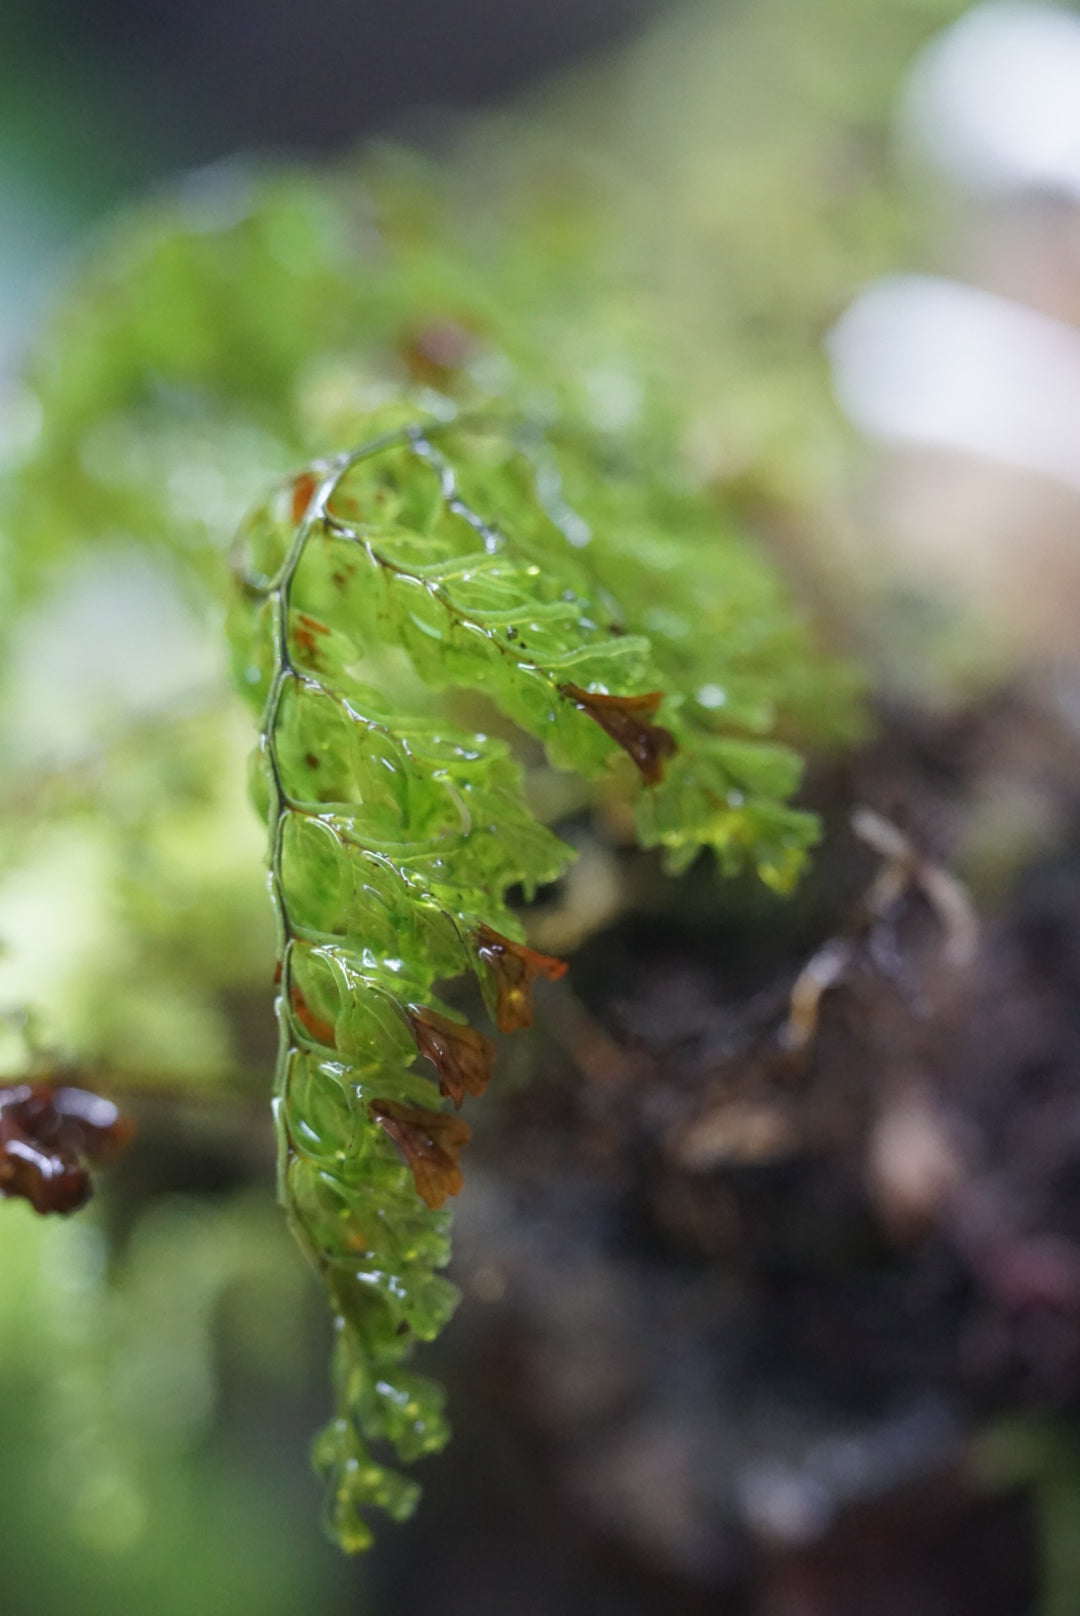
[
  {"left": 902, "top": 2, "right": 1080, "bottom": 197},
  {"left": 829, "top": 274, "right": 1080, "bottom": 490}
]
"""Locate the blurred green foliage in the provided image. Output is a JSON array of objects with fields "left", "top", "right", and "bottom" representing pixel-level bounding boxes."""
[{"left": 0, "top": 1192, "right": 343, "bottom": 1615}]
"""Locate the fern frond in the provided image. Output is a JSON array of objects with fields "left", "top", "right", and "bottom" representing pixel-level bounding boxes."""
[
  {"left": 230, "top": 426, "right": 571, "bottom": 1549},
  {"left": 228, "top": 409, "right": 824, "bottom": 1548}
]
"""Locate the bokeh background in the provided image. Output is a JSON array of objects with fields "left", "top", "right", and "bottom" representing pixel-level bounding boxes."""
[
  {"left": 6, "top": 2, "right": 1080, "bottom": 1613},
  {"left": 0, "top": 0, "right": 662, "bottom": 359}
]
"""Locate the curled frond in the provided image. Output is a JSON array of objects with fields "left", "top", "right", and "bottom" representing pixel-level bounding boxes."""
[{"left": 228, "top": 410, "right": 833, "bottom": 1548}]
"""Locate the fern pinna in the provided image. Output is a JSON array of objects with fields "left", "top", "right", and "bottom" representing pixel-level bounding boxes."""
[{"left": 227, "top": 404, "right": 821, "bottom": 1550}]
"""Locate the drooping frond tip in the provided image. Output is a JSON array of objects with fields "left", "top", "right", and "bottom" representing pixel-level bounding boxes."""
[{"left": 227, "top": 407, "right": 833, "bottom": 1549}]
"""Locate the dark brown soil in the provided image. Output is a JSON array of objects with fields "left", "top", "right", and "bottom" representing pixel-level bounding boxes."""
[{"left": 381, "top": 687, "right": 1080, "bottom": 1615}]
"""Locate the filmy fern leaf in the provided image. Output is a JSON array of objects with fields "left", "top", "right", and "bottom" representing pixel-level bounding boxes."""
[{"left": 228, "top": 404, "right": 824, "bottom": 1549}]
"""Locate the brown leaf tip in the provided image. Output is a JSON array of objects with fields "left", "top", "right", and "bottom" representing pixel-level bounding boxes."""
[
  {"left": 290, "top": 985, "right": 337, "bottom": 1049},
  {"left": 0, "top": 1084, "right": 136, "bottom": 1216},
  {"left": 408, "top": 1007, "right": 496, "bottom": 1108},
  {"left": 291, "top": 611, "right": 330, "bottom": 669},
  {"left": 561, "top": 683, "right": 677, "bottom": 785},
  {"left": 291, "top": 471, "right": 319, "bottom": 528},
  {"left": 369, "top": 1098, "right": 471, "bottom": 1209},
  {"left": 473, "top": 925, "right": 567, "bottom": 1034}
]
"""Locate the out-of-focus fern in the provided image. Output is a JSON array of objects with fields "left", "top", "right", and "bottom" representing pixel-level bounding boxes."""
[
  {"left": 0, "top": 153, "right": 860, "bottom": 749},
  {"left": 228, "top": 405, "right": 829, "bottom": 1548}
]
